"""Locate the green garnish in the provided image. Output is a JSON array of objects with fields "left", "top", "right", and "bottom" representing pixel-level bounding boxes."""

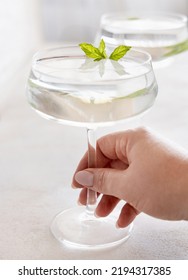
[
  {"left": 109, "top": 45, "right": 131, "bottom": 61},
  {"left": 79, "top": 42, "right": 106, "bottom": 61},
  {"left": 127, "top": 17, "right": 140, "bottom": 20},
  {"left": 115, "top": 88, "right": 147, "bottom": 100},
  {"left": 98, "top": 39, "right": 107, "bottom": 59},
  {"left": 164, "top": 39, "right": 188, "bottom": 57},
  {"left": 79, "top": 39, "right": 131, "bottom": 61}
]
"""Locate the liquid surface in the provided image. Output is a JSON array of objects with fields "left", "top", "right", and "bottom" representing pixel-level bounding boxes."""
[{"left": 27, "top": 56, "right": 157, "bottom": 127}]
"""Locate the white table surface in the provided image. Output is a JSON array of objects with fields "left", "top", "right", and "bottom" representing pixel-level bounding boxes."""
[{"left": 0, "top": 51, "right": 188, "bottom": 260}]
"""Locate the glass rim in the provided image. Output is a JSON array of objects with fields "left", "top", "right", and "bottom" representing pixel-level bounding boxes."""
[
  {"left": 31, "top": 46, "right": 153, "bottom": 84},
  {"left": 100, "top": 11, "right": 188, "bottom": 23},
  {"left": 31, "top": 45, "right": 153, "bottom": 85},
  {"left": 32, "top": 45, "right": 152, "bottom": 69}
]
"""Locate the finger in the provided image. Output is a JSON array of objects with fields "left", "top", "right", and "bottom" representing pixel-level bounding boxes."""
[
  {"left": 72, "top": 144, "right": 110, "bottom": 188},
  {"left": 72, "top": 158, "right": 128, "bottom": 189},
  {"left": 72, "top": 130, "right": 133, "bottom": 188},
  {"left": 117, "top": 203, "right": 140, "bottom": 228},
  {"left": 95, "top": 195, "right": 120, "bottom": 217},
  {"left": 75, "top": 168, "right": 131, "bottom": 202},
  {"left": 96, "top": 131, "right": 131, "bottom": 164}
]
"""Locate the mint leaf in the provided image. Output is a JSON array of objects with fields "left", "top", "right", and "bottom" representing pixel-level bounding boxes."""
[
  {"left": 79, "top": 42, "right": 105, "bottom": 61},
  {"left": 98, "top": 39, "right": 107, "bottom": 58},
  {"left": 79, "top": 40, "right": 131, "bottom": 62},
  {"left": 109, "top": 45, "right": 131, "bottom": 61}
]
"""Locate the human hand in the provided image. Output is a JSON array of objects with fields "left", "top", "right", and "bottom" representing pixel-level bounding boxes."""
[{"left": 72, "top": 128, "right": 188, "bottom": 227}]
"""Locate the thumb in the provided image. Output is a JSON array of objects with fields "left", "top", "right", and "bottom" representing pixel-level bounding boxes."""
[{"left": 75, "top": 168, "right": 128, "bottom": 199}]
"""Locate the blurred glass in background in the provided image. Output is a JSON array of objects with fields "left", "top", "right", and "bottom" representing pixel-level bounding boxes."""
[
  {"left": 41, "top": 0, "right": 188, "bottom": 43},
  {"left": 1, "top": 0, "right": 188, "bottom": 60}
]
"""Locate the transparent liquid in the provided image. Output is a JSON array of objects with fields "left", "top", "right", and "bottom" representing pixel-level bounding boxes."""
[
  {"left": 100, "top": 15, "right": 188, "bottom": 62},
  {"left": 27, "top": 56, "right": 157, "bottom": 127}
]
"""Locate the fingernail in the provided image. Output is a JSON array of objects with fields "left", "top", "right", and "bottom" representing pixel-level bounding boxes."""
[{"left": 75, "top": 171, "right": 94, "bottom": 187}]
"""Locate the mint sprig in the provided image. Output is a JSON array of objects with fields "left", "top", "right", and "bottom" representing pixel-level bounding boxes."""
[
  {"left": 109, "top": 45, "right": 131, "bottom": 61},
  {"left": 79, "top": 39, "right": 131, "bottom": 61},
  {"left": 79, "top": 40, "right": 107, "bottom": 61}
]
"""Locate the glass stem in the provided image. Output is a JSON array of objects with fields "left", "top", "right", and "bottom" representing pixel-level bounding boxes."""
[{"left": 86, "top": 128, "right": 97, "bottom": 217}]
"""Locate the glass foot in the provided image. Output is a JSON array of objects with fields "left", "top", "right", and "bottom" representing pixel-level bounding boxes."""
[{"left": 50, "top": 206, "right": 133, "bottom": 249}]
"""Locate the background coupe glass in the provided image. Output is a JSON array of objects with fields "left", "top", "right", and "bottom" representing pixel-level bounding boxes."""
[
  {"left": 26, "top": 46, "right": 158, "bottom": 248},
  {"left": 96, "top": 12, "right": 188, "bottom": 67}
]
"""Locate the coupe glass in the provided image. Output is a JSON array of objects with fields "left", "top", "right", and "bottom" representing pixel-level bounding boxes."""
[
  {"left": 95, "top": 12, "right": 188, "bottom": 67},
  {"left": 26, "top": 46, "right": 158, "bottom": 248}
]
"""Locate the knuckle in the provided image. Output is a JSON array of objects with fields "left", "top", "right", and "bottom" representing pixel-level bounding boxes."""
[{"left": 137, "top": 127, "right": 149, "bottom": 137}]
